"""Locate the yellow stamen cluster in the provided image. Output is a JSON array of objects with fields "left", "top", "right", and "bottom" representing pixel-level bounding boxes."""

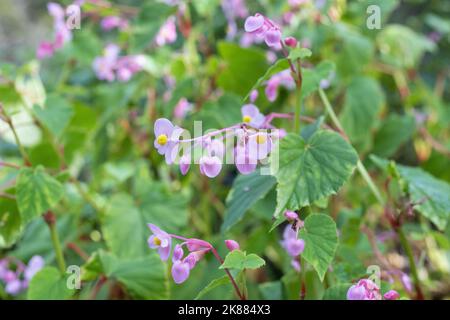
[
  {"left": 153, "top": 236, "right": 162, "bottom": 246},
  {"left": 256, "top": 134, "right": 267, "bottom": 144},
  {"left": 157, "top": 134, "right": 168, "bottom": 145},
  {"left": 243, "top": 115, "right": 252, "bottom": 123}
]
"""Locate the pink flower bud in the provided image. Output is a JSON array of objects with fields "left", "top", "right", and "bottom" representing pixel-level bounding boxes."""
[
  {"left": 284, "top": 210, "right": 298, "bottom": 221},
  {"left": 383, "top": 290, "right": 400, "bottom": 300},
  {"left": 225, "top": 240, "right": 240, "bottom": 252},
  {"left": 284, "top": 37, "right": 298, "bottom": 48}
]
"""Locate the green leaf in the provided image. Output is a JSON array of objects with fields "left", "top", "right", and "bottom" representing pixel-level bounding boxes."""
[
  {"left": 371, "top": 156, "right": 450, "bottom": 230},
  {"left": 0, "top": 197, "right": 22, "bottom": 248},
  {"left": 301, "top": 61, "right": 335, "bottom": 100},
  {"left": 288, "top": 47, "right": 312, "bottom": 60},
  {"left": 300, "top": 116, "right": 324, "bottom": 141},
  {"left": 398, "top": 166, "right": 450, "bottom": 230},
  {"left": 244, "top": 59, "right": 290, "bottom": 100},
  {"left": 336, "top": 31, "right": 374, "bottom": 76},
  {"left": 217, "top": 42, "right": 268, "bottom": 97},
  {"left": 100, "top": 251, "right": 169, "bottom": 300},
  {"left": 322, "top": 283, "right": 351, "bottom": 300},
  {"left": 259, "top": 281, "right": 283, "bottom": 300},
  {"left": 299, "top": 214, "right": 338, "bottom": 281},
  {"left": 340, "top": 76, "right": 384, "bottom": 152},
  {"left": 195, "top": 275, "right": 230, "bottom": 300},
  {"left": 102, "top": 194, "right": 147, "bottom": 259},
  {"left": 16, "top": 166, "right": 64, "bottom": 224},
  {"left": 28, "top": 267, "right": 74, "bottom": 300},
  {"left": 33, "top": 94, "right": 74, "bottom": 138},
  {"left": 220, "top": 250, "right": 265, "bottom": 270},
  {"left": 373, "top": 114, "right": 415, "bottom": 157},
  {"left": 222, "top": 170, "right": 276, "bottom": 232},
  {"left": 377, "top": 25, "right": 436, "bottom": 68},
  {"left": 271, "top": 131, "right": 358, "bottom": 217}
]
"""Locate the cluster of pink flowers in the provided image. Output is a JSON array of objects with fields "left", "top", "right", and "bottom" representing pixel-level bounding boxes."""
[
  {"left": 92, "top": 44, "right": 145, "bottom": 82},
  {"left": 221, "top": 0, "right": 248, "bottom": 40},
  {"left": 153, "top": 104, "right": 281, "bottom": 178},
  {"left": 265, "top": 70, "right": 296, "bottom": 102},
  {"left": 0, "top": 256, "right": 44, "bottom": 295},
  {"left": 347, "top": 279, "right": 400, "bottom": 300},
  {"left": 244, "top": 13, "right": 284, "bottom": 49},
  {"left": 147, "top": 224, "right": 239, "bottom": 284},
  {"left": 155, "top": 17, "right": 177, "bottom": 46},
  {"left": 281, "top": 211, "right": 305, "bottom": 271},
  {"left": 36, "top": 2, "right": 73, "bottom": 59},
  {"left": 100, "top": 16, "right": 129, "bottom": 31}
]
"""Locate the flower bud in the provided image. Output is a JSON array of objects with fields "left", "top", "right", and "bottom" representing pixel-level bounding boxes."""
[
  {"left": 284, "top": 210, "right": 298, "bottom": 221},
  {"left": 383, "top": 290, "right": 400, "bottom": 300},
  {"left": 224, "top": 239, "right": 240, "bottom": 252},
  {"left": 284, "top": 36, "right": 298, "bottom": 48}
]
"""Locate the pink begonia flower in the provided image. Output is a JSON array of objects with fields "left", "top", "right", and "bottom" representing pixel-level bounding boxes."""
[
  {"left": 155, "top": 16, "right": 177, "bottom": 46},
  {"left": 225, "top": 240, "right": 240, "bottom": 252},
  {"left": 281, "top": 225, "right": 305, "bottom": 257},
  {"left": 199, "top": 156, "right": 222, "bottom": 178},
  {"left": 241, "top": 104, "right": 265, "bottom": 129},
  {"left": 36, "top": 42, "right": 55, "bottom": 60},
  {"left": 179, "top": 154, "right": 191, "bottom": 175},
  {"left": 92, "top": 44, "right": 120, "bottom": 82},
  {"left": 24, "top": 256, "right": 45, "bottom": 282},
  {"left": 171, "top": 260, "right": 190, "bottom": 284},
  {"left": 93, "top": 45, "right": 145, "bottom": 82},
  {"left": 347, "top": 279, "right": 382, "bottom": 300},
  {"left": 249, "top": 89, "right": 258, "bottom": 103},
  {"left": 172, "top": 244, "right": 184, "bottom": 262},
  {"left": 173, "top": 98, "right": 193, "bottom": 119},
  {"left": 284, "top": 210, "right": 298, "bottom": 221},
  {"left": 244, "top": 13, "right": 282, "bottom": 48},
  {"left": 265, "top": 69, "right": 296, "bottom": 102},
  {"left": 101, "top": 16, "right": 129, "bottom": 31},
  {"left": 153, "top": 118, "right": 178, "bottom": 159},
  {"left": 0, "top": 256, "right": 44, "bottom": 296},
  {"left": 383, "top": 290, "right": 400, "bottom": 300},
  {"left": 222, "top": 0, "right": 248, "bottom": 40},
  {"left": 247, "top": 132, "right": 272, "bottom": 160},
  {"left": 36, "top": 2, "right": 72, "bottom": 60},
  {"left": 235, "top": 143, "right": 257, "bottom": 175},
  {"left": 147, "top": 223, "right": 172, "bottom": 261}
]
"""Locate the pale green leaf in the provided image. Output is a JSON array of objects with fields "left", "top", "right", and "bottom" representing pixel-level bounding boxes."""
[
  {"left": 271, "top": 131, "right": 358, "bottom": 217},
  {"left": 28, "top": 267, "right": 74, "bottom": 300},
  {"left": 299, "top": 214, "right": 338, "bottom": 281}
]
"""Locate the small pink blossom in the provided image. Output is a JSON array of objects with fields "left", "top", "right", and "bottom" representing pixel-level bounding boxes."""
[
  {"left": 383, "top": 290, "right": 400, "bottom": 300},
  {"left": 244, "top": 13, "right": 282, "bottom": 49},
  {"left": 225, "top": 240, "right": 240, "bottom": 252},
  {"left": 156, "top": 17, "right": 177, "bottom": 46},
  {"left": 347, "top": 279, "right": 382, "bottom": 300},
  {"left": 101, "top": 16, "right": 128, "bottom": 31}
]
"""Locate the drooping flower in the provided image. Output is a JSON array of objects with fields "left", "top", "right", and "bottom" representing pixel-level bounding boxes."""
[
  {"left": 147, "top": 223, "right": 172, "bottom": 261},
  {"left": 173, "top": 98, "right": 193, "bottom": 119},
  {"left": 241, "top": 104, "right": 265, "bottom": 129},
  {"left": 247, "top": 131, "right": 272, "bottom": 160},
  {"left": 171, "top": 260, "right": 190, "bottom": 284},
  {"left": 265, "top": 70, "right": 296, "bottom": 102},
  {"left": 284, "top": 210, "right": 298, "bottom": 221},
  {"left": 347, "top": 279, "right": 382, "bottom": 300},
  {"left": 155, "top": 16, "right": 177, "bottom": 46},
  {"left": 281, "top": 225, "right": 305, "bottom": 257},
  {"left": 225, "top": 240, "right": 240, "bottom": 252},
  {"left": 234, "top": 142, "right": 258, "bottom": 175},
  {"left": 0, "top": 256, "right": 44, "bottom": 296},
  {"left": 36, "top": 2, "right": 72, "bottom": 59},
  {"left": 383, "top": 290, "right": 400, "bottom": 300},
  {"left": 100, "top": 16, "right": 129, "bottom": 31},
  {"left": 179, "top": 154, "right": 191, "bottom": 175},
  {"left": 244, "top": 13, "right": 282, "bottom": 48},
  {"left": 24, "top": 256, "right": 45, "bottom": 282},
  {"left": 199, "top": 156, "right": 222, "bottom": 178}
]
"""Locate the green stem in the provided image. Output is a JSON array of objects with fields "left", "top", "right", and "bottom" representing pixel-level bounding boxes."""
[
  {"left": 319, "top": 88, "right": 425, "bottom": 299},
  {"left": 6, "top": 117, "right": 31, "bottom": 165},
  {"left": 318, "top": 88, "right": 385, "bottom": 206},
  {"left": 397, "top": 227, "right": 424, "bottom": 299},
  {"left": 294, "top": 88, "right": 302, "bottom": 133},
  {"left": 44, "top": 212, "right": 66, "bottom": 274}
]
